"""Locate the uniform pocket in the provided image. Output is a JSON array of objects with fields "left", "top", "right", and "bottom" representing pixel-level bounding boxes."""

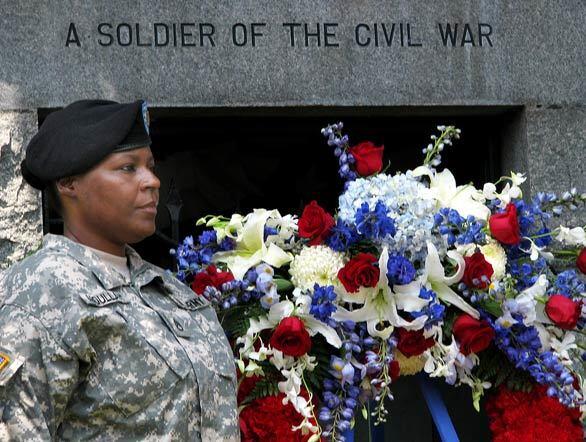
[{"left": 89, "top": 309, "right": 190, "bottom": 418}]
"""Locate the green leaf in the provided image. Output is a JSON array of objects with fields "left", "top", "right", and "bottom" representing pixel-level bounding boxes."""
[
  {"left": 480, "top": 299, "right": 503, "bottom": 317},
  {"left": 274, "top": 278, "right": 294, "bottom": 291}
]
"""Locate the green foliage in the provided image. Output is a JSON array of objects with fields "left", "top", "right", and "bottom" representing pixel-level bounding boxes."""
[
  {"left": 220, "top": 303, "right": 266, "bottom": 338},
  {"left": 474, "top": 346, "right": 533, "bottom": 392},
  {"left": 246, "top": 377, "right": 281, "bottom": 402}
]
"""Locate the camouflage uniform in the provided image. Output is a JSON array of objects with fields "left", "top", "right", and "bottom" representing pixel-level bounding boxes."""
[{"left": 0, "top": 234, "right": 239, "bottom": 441}]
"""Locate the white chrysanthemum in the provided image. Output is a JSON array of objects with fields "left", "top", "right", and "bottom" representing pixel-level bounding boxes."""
[
  {"left": 289, "top": 246, "right": 345, "bottom": 291},
  {"left": 479, "top": 240, "right": 507, "bottom": 281}
]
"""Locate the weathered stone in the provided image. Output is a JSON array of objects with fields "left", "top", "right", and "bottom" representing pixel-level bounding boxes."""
[
  {"left": 524, "top": 106, "right": 586, "bottom": 226},
  {"left": 0, "top": 111, "right": 42, "bottom": 269}
]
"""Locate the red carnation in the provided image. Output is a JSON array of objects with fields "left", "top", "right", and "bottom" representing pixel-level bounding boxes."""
[
  {"left": 338, "top": 253, "right": 380, "bottom": 293},
  {"left": 485, "top": 384, "right": 583, "bottom": 442},
  {"left": 452, "top": 314, "right": 495, "bottom": 355},
  {"left": 396, "top": 328, "right": 435, "bottom": 357},
  {"left": 269, "top": 316, "right": 312, "bottom": 357},
  {"left": 463, "top": 251, "right": 494, "bottom": 289},
  {"left": 348, "top": 141, "right": 384, "bottom": 177},
  {"left": 298, "top": 200, "right": 335, "bottom": 246},
  {"left": 489, "top": 203, "right": 521, "bottom": 245},
  {"left": 191, "top": 265, "right": 234, "bottom": 295},
  {"left": 577, "top": 248, "right": 586, "bottom": 274},
  {"left": 545, "top": 295, "right": 581, "bottom": 330},
  {"left": 240, "top": 390, "right": 317, "bottom": 442}
]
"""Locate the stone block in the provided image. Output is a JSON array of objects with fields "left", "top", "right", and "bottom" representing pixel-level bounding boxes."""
[{"left": 0, "top": 110, "right": 42, "bottom": 269}]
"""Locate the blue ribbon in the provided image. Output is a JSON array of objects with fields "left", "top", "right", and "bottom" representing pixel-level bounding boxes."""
[{"left": 417, "top": 374, "right": 459, "bottom": 442}]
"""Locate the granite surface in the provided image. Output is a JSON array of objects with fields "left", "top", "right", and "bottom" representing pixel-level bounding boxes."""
[
  {"left": 0, "top": 110, "right": 42, "bottom": 269},
  {"left": 0, "top": 1, "right": 584, "bottom": 109}
]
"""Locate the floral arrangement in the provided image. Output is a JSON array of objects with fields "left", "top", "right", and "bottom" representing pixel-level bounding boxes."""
[{"left": 171, "top": 123, "right": 586, "bottom": 441}]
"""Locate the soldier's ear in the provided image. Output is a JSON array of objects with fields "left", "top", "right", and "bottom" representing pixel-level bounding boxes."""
[{"left": 55, "top": 176, "right": 79, "bottom": 199}]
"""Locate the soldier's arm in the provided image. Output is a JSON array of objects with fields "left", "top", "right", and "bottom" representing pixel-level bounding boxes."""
[{"left": 0, "top": 305, "right": 80, "bottom": 441}]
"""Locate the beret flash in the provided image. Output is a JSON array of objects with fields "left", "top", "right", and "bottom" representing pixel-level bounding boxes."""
[{"left": 21, "top": 99, "right": 151, "bottom": 190}]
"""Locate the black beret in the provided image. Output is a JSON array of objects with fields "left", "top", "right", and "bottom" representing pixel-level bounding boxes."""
[{"left": 21, "top": 99, "right": 151, "bottom": 190}]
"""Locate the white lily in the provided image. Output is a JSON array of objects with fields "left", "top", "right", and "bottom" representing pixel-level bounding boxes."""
[
  {"left": 423, "top": 242, "right": 479, "bottom": 319},
  {"left": 213, "top": 209, "right": 293, "bottom": 279},
  {"left": 333, "top": 247, "right": 429, "bottom": 339},
  {"left": 413, "top": 166, "right": 490, "bottom": 220}
]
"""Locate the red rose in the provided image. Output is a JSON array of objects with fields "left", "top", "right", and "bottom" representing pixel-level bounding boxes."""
[
  {"left": 545, "top": 295, "right": 581, "bottom": 330},
  {"left": 395, "top": 328, "right": 435, "bottom": 357},
  {"left": 489, "top": 203, "right": 521, "bottom": 245},
  {"left": 577, "top": 248, "right": 586, "bottom": 274},
  {"left": 348, "top": 141, "right": 384, "bottom": 177},
  {"left": 298, "top": 200, "right": 335, "bottom": 246},
  {"left": 452, "top": 314, "right": 495, "bottom": 355},
  {"left": 191, "top": 265, "right": 234, "bottom": 295},
  {"left": 240, "top": 390, "right": 316, "bottom": 442},
  {"left": 269, "top": 316, "right": 312, "bottom": 357},
  {"left": 389, "top": 359, "right": 400, "bottom": 381},
  {"left": 338, "top": 253, "right": 380, "bottom": 293},
  {"left": 463, "top": 251, "right": 494, "bottom": 289}
]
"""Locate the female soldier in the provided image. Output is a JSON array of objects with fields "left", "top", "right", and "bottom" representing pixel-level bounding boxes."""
[{"left": 0, "top": 100, "right": 239, "bottom": 441}]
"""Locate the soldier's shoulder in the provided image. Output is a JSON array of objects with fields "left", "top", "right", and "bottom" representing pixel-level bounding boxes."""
[{"left": 1, "top": 247, "right": 92, "bottom": 315}]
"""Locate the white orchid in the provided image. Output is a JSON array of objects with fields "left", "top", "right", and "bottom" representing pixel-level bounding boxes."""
[
  {"left": 482, "top": 172, "right": 526, "bottom": 208},
  {"left": 413, "top": 166, "right": 490, "bottom": 220},
  {"left": 556, "top": 226, "right": 586, "bottom": 247},
  {"left": 212, "top": 209, "right": 293, "bottom": 279},
  {"left": 333, "top": 247, "right": 429, "bottom": 339},
  {"left": 497, "top": 275, "right": 549, "bottom": 328},
  {"left": 519, "top": 238, "right": 554, "bottom": 262},
  {"left": 423, "top": 242, "right": 479, "bottom": 319}
]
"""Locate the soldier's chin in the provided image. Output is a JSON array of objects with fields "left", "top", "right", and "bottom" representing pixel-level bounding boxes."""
[{"left": 126, "top": 222, "right": 157, "bottom": 244}]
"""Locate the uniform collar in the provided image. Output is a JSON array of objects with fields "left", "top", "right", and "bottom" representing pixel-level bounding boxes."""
[{"left": 42, "top": 234, "right": 159, "bottom": 290}]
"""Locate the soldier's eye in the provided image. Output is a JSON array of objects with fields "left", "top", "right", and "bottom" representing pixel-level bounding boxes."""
[{"left": 121, "top": 164, "right": 136, "bottom": 172}]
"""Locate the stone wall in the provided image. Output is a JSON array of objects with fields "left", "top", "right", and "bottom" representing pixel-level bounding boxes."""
[
  {"left": 0, "top": 1, "right": 584, "bottom": 266},
  {"left": 0, "top": 110, "right": 42, "bottom": 269}
]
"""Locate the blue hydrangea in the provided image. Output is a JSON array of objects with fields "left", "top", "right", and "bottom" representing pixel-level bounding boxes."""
[{"left": 338, "top": 172, "right": 441, "bottom": 263}]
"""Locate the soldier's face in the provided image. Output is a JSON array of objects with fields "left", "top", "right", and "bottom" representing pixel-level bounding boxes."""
[{"left": 71, "top": 146, "right": 160, "bottom": 245}]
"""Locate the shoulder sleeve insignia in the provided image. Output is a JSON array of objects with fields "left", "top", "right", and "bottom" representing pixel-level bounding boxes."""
[
  {"left": 0, "top": 351, "right": 10, "bottom": 371},
  {"left": 0, "top": 350, "right": 24, "bottom": 387}
]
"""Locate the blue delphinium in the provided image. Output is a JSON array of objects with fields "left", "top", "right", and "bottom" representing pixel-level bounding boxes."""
[
  {"left": 411, "top": 287, "right": 445, "bottom": 329},
  {"left": 326, "top": 220, "right": 359, "bottom": 252},
  {"left": 493, "top": 316, "right": 581, "bottom": 407},
  {"left": 318, "top": 321, "right": 373, "bottom": 441},
  {"left": 433, "top": 208, "right": 486, "bottom": 247},
  {"left": 387, "top": 254, "right": 416, "bottom": 286},
  {"left": 548, "top": 270, "right": 586, "bottom": 297},
  {"left": 321, "top": 122, "right": 357, "bottom": 183},
  {"left": 198, "top": 229, "right": 217, "bottom": 246},
  {"left": 354, "top": 201, "right": 396, "bottom": 241},
  {"left": 310, "top": 284, "right": 338, "bottom": 325},
  {"left": 171, "top": 234, "right": 218, "bottom": 282}
]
